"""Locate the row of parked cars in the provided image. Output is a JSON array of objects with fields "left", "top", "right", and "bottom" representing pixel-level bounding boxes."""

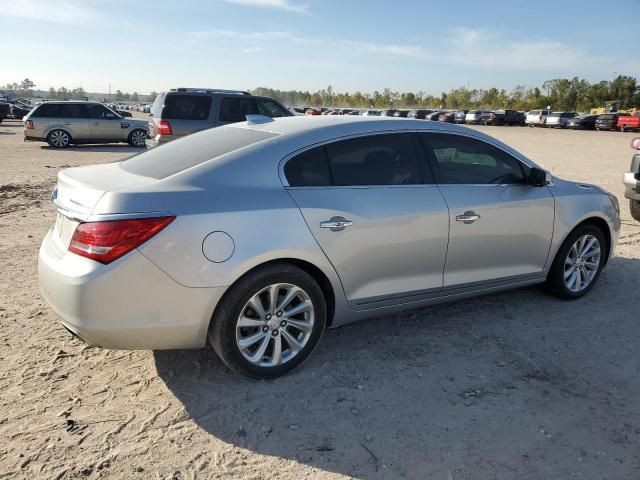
[
  {"left": 0, "top": 100, "right": 33, "bottom": 122},
  {"left": 296, "top": 106, "right": 640, "bottom": 132}
]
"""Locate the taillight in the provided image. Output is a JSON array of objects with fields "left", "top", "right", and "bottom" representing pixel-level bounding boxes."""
[
  {"left": 69, "top": 216, "right": 175, "bottom": 264},
  {"left": 157, "top": 120, "right": 172, "bottom": 135},
  {"left": 25, "top": 120, "right": 34, "bottom": 129}
]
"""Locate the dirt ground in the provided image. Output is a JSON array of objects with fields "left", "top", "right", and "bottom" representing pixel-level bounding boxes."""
[{"left": 1, "top": 117, "right": 639, "bottom": 480}]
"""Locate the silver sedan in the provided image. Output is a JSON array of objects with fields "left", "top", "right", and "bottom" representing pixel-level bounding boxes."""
[{"left": 38, "top": 116, "right": 621, "bottom": 378}]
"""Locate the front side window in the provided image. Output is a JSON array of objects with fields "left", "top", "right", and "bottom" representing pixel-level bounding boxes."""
[
  {"left": 219, "top": 97, "right": 258, "bottom": 122},
  {"left": 422, "top": 133, "right": 527, "bottom": 185},
  {"left": 86, "top": 104, "right": 113, "bottom": 119},
  {"left": 60, "top": 104, "right": 87, "bottom": 118},
  {"left": 162, "top": 94, "right": 212, "bottom": 120},
  {"left": 257, "top": 99, "right": 290, "bottom": 118}
]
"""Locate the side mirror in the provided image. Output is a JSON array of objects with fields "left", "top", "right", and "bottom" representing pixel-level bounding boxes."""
[{"left": 528, "top": 167, "right": 548, "bottom": 187}]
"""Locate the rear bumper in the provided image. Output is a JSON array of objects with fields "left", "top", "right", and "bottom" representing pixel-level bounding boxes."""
[
  {"left": 38, "top": 228, "right": 225, "bottom": 349},
  {"left": 623, "top": 172, "right": 640, "bottom": 201}
]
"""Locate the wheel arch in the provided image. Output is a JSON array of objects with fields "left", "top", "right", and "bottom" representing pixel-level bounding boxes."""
[
  {"left": 210, "top": 258, "right": 337, "bottom": 331},
  {"left": 552, "top": 216, "right": 613, "bottom": 268}
]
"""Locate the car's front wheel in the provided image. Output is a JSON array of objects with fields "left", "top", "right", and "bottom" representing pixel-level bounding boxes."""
[
  {"left": 630, "top": 200, "right": 640, "bottom": 222},
  {"left": 544, "top": 224, "right": 606, "bottom": 299},
  {"left": 209, "top": 264, "right": 326, "bottom": 378},
  {"left": 128, "top": 129, "right": 147, "bottom": 147},
  {"left": 47, "top": 129, "right": 71, "bottom": 148}
]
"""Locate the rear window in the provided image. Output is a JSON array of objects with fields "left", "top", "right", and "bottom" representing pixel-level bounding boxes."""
[
  {"left": 599, "top": 114, "right": 614, "bottom": 120},
  {"left": 529, "top": 110, "right": 540, "bottom": 115},
  {"left": 161, "top": 94, "right": 212, "bottom": 120},
  {"left": 120, "top": 127, "right": 277, "bottom": 179},
  {"left": 549, "top": 112, "right": 562, "bottom": 117}
]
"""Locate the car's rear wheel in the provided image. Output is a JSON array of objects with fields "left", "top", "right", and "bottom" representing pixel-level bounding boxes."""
[
  {"left": 47, "top": 129, "right": 71, "bottom": 148},
  {"left": 544, "top": 224, "right": 606, "bottom": 300},
  {"left": 630, "top": 200, "right": 640, "bottom": 222},
  {"left": 128, "top": 129, "right": 147, "bottom": 147},
  {"left": 209, "top": 264, "right": 326, "bottom": 378}
]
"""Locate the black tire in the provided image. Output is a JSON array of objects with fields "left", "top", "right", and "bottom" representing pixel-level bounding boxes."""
[
  {"left": 128, "top": 129, "right": 147, "bottom": 147},
  {"left": 209, "top": 264, "right": 327, "bottom": 378},
  {"left": 630, "top": 200, "right": 640, "bottom": 222},
  {"left": 543, "top": 224, "right": 606, "bottom": 300},
  {"left": 47, "top": 129, "right": 71, "bottom": 148}
]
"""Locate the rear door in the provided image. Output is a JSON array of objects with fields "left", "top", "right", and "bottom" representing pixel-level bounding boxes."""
[
  {"left": 86, "top": 104, "right": 123, "bottom": 141},
  {"left": 421, "top": 132, "right": 554, "bottom": 287},
  {"left": 59, "top": 103, "right": 90, "bottom": 141},
  {"left": 284, "top": 133, "right": 450, "bottom": 307}
]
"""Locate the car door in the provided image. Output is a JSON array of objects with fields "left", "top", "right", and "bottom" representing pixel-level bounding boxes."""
[
  {"left": 420, "top": 132, "right": 554, "bottom": 288},
  {"left": 58, "top": 103, "right": 90, "bottom": 141},
  {"left": 284, "top": 133, "right": 450, "bottom": 307},
  {"left": 86, "top": 104, "right": 124, "bottom": 141}
]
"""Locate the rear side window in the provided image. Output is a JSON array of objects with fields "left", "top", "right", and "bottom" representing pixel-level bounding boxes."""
[
  {"left": 422, "top": 133, "right": 527, "bottom": 185},
  {"left": 60, "top": 104, "right": 87, "bottom": 118},
  {"left": 257, "top": 99, "right": 290, "bottom": 118},
  {"left": 33, "top": 103, "right": 61, "bottom": 117},
  {"left": 327, "top": 134, "right": 424, "bottom": 186},
  {"left": 284, "top": 147, "right": 332, "bottom": 187},
  {"left": 219, "top": 97, "right": 258, "bottom": 122},
  {"left": 120, "top": 127, "right": 277, "bottom": 179},
  {"left": 162, "top": 94, "right": 212, "bottom": 120}
]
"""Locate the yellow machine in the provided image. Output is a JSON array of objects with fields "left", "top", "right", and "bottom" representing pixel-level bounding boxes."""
[{"left": 590, "top": 101, "right": 637, "bottom": 115}]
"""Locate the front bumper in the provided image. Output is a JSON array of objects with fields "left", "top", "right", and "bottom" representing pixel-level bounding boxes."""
[
  {"left": 38, "top": 228, "right": 225, "bottom": 349},
  {"left": 623, "top": 172, "right": 640, "bottom": 201}
]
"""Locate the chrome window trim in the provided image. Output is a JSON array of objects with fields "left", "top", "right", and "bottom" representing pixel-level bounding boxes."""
[{"left": 278, "top": 127, "right": 538, "bottom": 188}]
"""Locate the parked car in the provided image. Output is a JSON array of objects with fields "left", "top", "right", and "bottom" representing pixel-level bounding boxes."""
[
  {"left": 0, "top": 102, "right": 11, "bottom": 123},
  {"left": 624, "top": 137, "right": 640, "bottom": 221},
  {"left": 453, "top": 110, "right": 468, "bottom": 124},
  {"left": 483, "top": 109, "right": 526, "bottom": 126},
  {"left": 595, "top": 113, "right": 621, "bottom": 131},
  {"left": 361, "top": 110, "right": 380, "bottom": 117},
  {"left": 425, "top": 111, "right": 443, "bottom": 121},
  {"left": 146, "top": 88, "right": 292, "bottom": 149},
  {"left": 39, "top": 116, "right": 620, "bottom": 378},
  {"left": 10, "top": 103, "right": 32, "bottom": 120},
  {"left": 617, "top": 112, "right": 640, "bottom": 132},
  {"left": 438, "top": 112, "right": 456, "bottom": 123},
  {"left": 305, "top": 108, "right": 322, "bottom": 115},
  {"left": 23, "top": 101, "right": 148, "bottom": 148},
  {"left": 380, "top": 109, "right": 397, "bottom": 117},
  {"left": 408, "top": 109, "right": 433, "bottom": 120},
  {"left": 567, "top": 114, "right": 598, "bottom": 130},
  {"left": 526, "top": 109, "right": 551, "bottom": 127},
  {"left": 546, "top": 112, "right": 578, "bottom": 128},
  {"left": 465, "top": 110, "right": 490, "bottom": 124},
  {"left": 394, "top": 110, "right": 410, "bottom": 118}
]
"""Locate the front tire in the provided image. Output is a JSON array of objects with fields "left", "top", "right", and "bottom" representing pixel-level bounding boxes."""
[
  {"left": 544, "top": 225, "right": 606, "bottom": 300},
  {"left": 630, "top": 200, "right": 640, "bottom": 222},
  {"left": 128, "top": 129, "right": 147, "bottom": 147},
  {"left": 209, "top": 264, "right": 326, "bottom": 378},
  {"left": 47, "top": 129, "right": 71, "bottom": 148}
]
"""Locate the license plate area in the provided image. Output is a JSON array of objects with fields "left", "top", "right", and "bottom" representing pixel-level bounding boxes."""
[{"left": 54, "top": 213, "right": 80, "bottom": 249}]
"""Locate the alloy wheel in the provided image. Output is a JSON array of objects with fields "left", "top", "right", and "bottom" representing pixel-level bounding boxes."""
[
  {"left": 563, "top": 234, "right": 601, "bottom": 293},
  {"left": 130, "top": 130, "right": 146, "bottom": 147},
  {"left": 235, "top": 283, "right": 314, "bottom": 367},
  {"left": 50, "top": 130, "right": 69, "bottom": 147}
]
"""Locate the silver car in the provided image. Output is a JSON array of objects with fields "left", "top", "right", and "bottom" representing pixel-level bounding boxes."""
[
  {"left": 38, "top": 116, "right": 621, "bottom": 378},
  {"left": 23, "top": 101, "right": 148, "bottom": 148}
]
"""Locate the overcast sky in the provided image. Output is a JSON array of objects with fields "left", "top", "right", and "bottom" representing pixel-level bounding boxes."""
[{"left": 2, "top": 0, "right": 639, "bottom": 95}]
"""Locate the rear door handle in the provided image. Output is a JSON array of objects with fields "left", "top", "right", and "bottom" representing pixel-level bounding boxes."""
[
  {"left": 320, "top": 216, "right": 353, "bottom": 231},
  {"left": 456, "top": 211, "right": 480, "bottom": 224}
]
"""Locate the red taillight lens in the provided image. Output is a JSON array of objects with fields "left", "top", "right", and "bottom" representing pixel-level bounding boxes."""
[
  {"left": 157, "top": 120, "right": 172, "bottom": 135},
  {"left": 25, "top": 120, "right": 34, "bottom": 129},
  {"left": 69, "top": 216, "right": 175, "bottom": 264}
]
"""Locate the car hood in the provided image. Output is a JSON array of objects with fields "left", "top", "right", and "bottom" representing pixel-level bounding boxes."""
[{"left": 120, "top": 117, "right": 147, "bottom": 126}]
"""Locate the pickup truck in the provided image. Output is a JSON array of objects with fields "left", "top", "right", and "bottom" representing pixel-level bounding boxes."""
[
  {"left": 617, "top": 113, "right": 640, "bottom": 132},
  {"left": 624, "top": 137, "right": 640, "bottom": 221},
  {"left": 0, "top": 102, "right": 10, "bottom": 123}
]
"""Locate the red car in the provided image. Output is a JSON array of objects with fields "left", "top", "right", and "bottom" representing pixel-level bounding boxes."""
[
  {"left": 617, "top": 113, "right": 640, "bottom": 132},
  {"left": 305, "top": 108, "right": 322, "bottom": 115}
]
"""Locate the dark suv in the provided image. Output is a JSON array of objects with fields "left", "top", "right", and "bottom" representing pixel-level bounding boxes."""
[{"left": 146, "top": 88, "right": 292, "bottom": 149}]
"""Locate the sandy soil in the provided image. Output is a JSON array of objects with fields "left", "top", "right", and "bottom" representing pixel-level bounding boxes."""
[{"left": 1, "top": 118, "right": 639, "bottom": 479}]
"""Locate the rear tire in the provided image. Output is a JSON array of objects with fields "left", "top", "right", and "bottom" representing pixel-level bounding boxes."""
[
  {"left": 209, "top": 264, "right": 326, "bottom": 378},
  {"left": 630, "top": 200, "right": 640, "bottom": 222},
  {"left": 543, "top": 224, "right": 606, "bottom": 300},
  {"left": 47, "top": 129, "right": 71, "bottom": 148}
]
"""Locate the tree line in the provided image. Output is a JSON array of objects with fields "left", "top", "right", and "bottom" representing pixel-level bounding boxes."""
[{"left": 253, "top": 75, "right": 639, "bottom": 112}]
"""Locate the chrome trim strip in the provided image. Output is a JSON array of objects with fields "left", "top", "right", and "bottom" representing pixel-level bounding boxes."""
[{"left": 54, "top": 200, "right": 173, "bottom": 223}]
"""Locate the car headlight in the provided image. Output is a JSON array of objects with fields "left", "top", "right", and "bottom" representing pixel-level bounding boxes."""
[{"left": 607, "top": 192, "right": 620, "bottom": 214}]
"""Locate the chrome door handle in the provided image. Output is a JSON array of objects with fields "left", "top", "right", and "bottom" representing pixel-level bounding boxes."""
[
  {"left": 320, "top": 216, "right": 353, "bottom": 231},
  {"left": 456, "top": 211, "right": 480, "bottom": 224}
]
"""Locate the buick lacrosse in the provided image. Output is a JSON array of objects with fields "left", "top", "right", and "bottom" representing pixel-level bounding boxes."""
[{"left": 39, "top": 116, "right": 620, "bottom": 377}]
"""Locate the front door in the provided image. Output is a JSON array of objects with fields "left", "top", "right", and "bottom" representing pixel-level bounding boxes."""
[
  {"left": 86, "top": 104, "right": 123, "bottom": 141},
  {"left": 420, "top": 132, "right": 555, "bottom": 287},
  {"left": 284, "top": 133, "right": 450, "bottom": 306}
]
